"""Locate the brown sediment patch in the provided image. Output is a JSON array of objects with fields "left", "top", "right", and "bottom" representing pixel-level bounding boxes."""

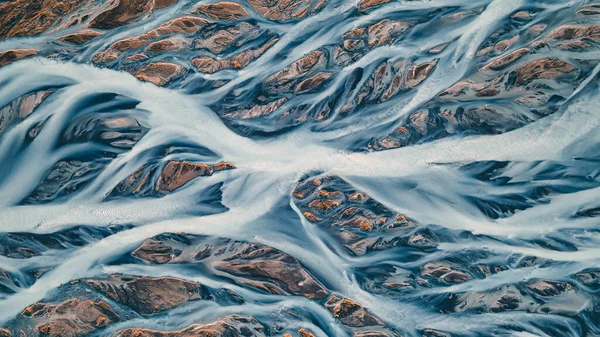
[
  {"left": 192, "top": 2, "right": 249, "bottom": 20},
  {"left": 132, "top": 62, "right": 184, "bottom": 86},
  {"left": 0, "top": 49, "right": 38, "bottom": 67},
  {"left": 58, "top": 29, "right": 102, "bottom": 44},
  {"left": 0, "top": 0, "right": 88, "bottom": 38},
  {"left": 156, "top": 160, "right": 235, "bottom": 192},
  {"left": 113, "top": 315, "right": 265, "bottom": 337}
]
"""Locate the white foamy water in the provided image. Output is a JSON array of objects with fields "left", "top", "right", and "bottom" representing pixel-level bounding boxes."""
[{"left": 1, "top": 0, "right": 600, "bottom": 336}]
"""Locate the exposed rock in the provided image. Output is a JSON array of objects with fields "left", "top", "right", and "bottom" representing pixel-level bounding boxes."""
[
  {"left": 225, "top": 98, "right": 287, "bottom": 119},
  {"left": 546, "top": 25, "right": 600, "bottom": 42},
  {"left": 295, "top": 72, "right": 333, "bottom": 93},
  {"left": 0, "top": 225, "right": 129, "bottom": 259},
  {"left": 229, "top": 37, "right": 278, "bottom": 67},
  {"left": 133, "top": 62, "right": 184, "bottom": 86},
  {"left": 334, "top": 19, "right": 412, "bottom": 68},
  {"left": 422, "top": 329, "right": 452, "bottom": 337},
  {"left": 124, "top": 53, "right": 149, "bottom": 63},
  {"left": 156, "top": 160, "right": 235, "bottom": 192},
  {"left": 0, "top": 0, "right": 87, "bottom": 38},
  {"left": 357, "top": 0, "right": 392, "bottom": 11},
  {"left": 527, "top": 279, "right": 570, "bottom": 297},
  {"left": 367, "top": 19, "right": 412, "bottom": 49},
  {"left": 131, "top": 233, "right": 329, "bottom": 299},
  {"left": 194, "top": 22, "right": 261, "bottom": 55},
  {"left": 89, "top": 0, "right": 177, "bottom": 30},
  {"left": 0, "top": 90, "right": 53, "bottom": 137},
  {"left": 298, "top": 328, "right": 316, "bottom": 337},
  {"left": 192, "top": 56, "right": 232, "bottom": 73},
  {"left": 452, "top": 285, "right": 525, "bottom": 313},
  {"left": 429, "top": 43, "right": 449, "bottom": 54},
  {"left": 0, "top": 49, "right": 38, "bottom": 67},
  {"left": 527, "top": 24, "right": 547, "bottom": 39},
  {"left": 27, "top": 109, "right": 147, "bottom": 202},
  {"left": 575, "top": 270, "right": 600, "bottom": 286},
  {"left": 93, "top": 16, "right": 209, "bottom": 63},
  {"left": 324, "top": 295, "right": 383, "bottom": 327},
  {"left": 109, "top": 160, "right": 233, "bottom": 197},
  {"left": 61, "top": 113, "right": 146, "bottom": 148},
  {"left": 245, "top": 0, "right": 327, "bottom": 22},
  {"left": 578, "top": 4, "right": 600, "bottom": 15},
  {"left": 192, "top": 2, "right": 249, "bottom": 20},
  {"left": 57, "top": 30, "right": 102, "bottom": 44},
  {"left": 145, "top": 36, "right": 189, "bottom": 53},
  {"left": 482, "top": 48, "right": 530, "bottom": 71},
  {"left": 29, "top": 161, "right": 99, "bottom": 200},
  {"left": 264, "top": 50, "right": 324, "bottom": 93},
  {"left": 511, "top": 11, "right": 533, "bottom": 21},
  {"left": 214, "top": 243, "right": 329, "bottom": 299},
  {"left": 513, "top": 58, "right": 576, "bottom": 86},
  {"left": 150, "top": 16, "right": 211, "bottom": 35},
  {"left": 294, "top": 175, "right": 420, "bottom": 255},
  {"left": 20, "top": 90, "right": 53, "bottom": 118},
  {"left": 154, "top": 0, "right": 178, "bottom": 9},
  {"left": 555, "top": 39, "right": 597, "bottom": 52},
  {"left": 421, "top": 262, "right": 471, "bottom": 284},
  {"left": 494, "top": 35, "right": 519, "bottom": 53},
  {"left": 442, "top": 8, "right": 483, "bottom": 22},
  {"left": 405, "top": 60, "right": 437, "bottom": 87},
  {"left": 20, "top": 298, "right": 119, "bottom": 337},
  {"left": 113, "top": 315, "right": 266, "bottom": 337},
  {"left": 192, "top": 37, "right": 278, "bottom": 73},
  {"left": 81, "top": 274, "right": 203, "bottom": 315}
]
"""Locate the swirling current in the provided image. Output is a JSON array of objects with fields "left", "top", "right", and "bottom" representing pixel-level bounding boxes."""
[{"left": 1, "top": 0, "right": 600, "bottom": 336}]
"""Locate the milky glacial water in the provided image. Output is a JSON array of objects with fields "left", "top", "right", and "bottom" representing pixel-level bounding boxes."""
[{"left": 1, "top": 0, "right": 600, "bottom": 336}]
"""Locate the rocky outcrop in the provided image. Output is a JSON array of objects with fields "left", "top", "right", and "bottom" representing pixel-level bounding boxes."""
[
  {"left": 245, "top": 0, "right": 327, "bottom": 22},
  {"left": 194, "top": 22, "right": 261, "bottom": 55},
  {"left": 325, "top": 295, "right": 383, "bottom": 327},
  {"left": 294, "top": 175, "right": 431, "bottom": 256},
  {"left": 19, "top": 298, "right": 120, "bottom": 337},
  {"left": 0, "top": 49, "right": 38, "bottom": 67},
  {"left": 0, "top": 90, "right": 53, "bottom": 137},
  {"left": 192, "top": 2, "right": 249, "bottom": 20},
  {"left": 89, "top": 0, "right": 177, "bottom": 30},
  {"left": 513, "top": 58, "right": 576, "bottom": 86},
  {"left": 145, "top": 36, "right": 189, "bottom": 54},
  {"left": 357, "top": 0, "right": 392, "bottom": 11},
  {"left": 335, "top": 19, "right": 413, "bottom": 66},
  {"left": 109, "top": 160, "right": 234, "bottom": 197},
  {"left": 57, "top": 30, "right": 102, "bottom": 44},
  {"left": 421, "top": 262, "right": 472, "bottom": 284},
  {"left": 263, "top": 50, "right": 326, "bottom": 94},
  {"left": 132, "top": 62, "right": 184, "bottom": 86},
  {"left": 80, "top": 275, "right": 203, "bottom": 315},
  {"left": 0, "top": 225, "right": 130, "bottom": 259},
  {"left": 156, "top": 161, "right": 235, "bottom": 192},
  {"left": 131, "top": 233, "right": 328, "bottom": 299},
  {"left": 371, "top": 44, "right": 585, "bottom": 151},
  {"left": 0, "top": 0, "right": 89, "bottom": 38},
  {"left": 224, "top": 98, "right": 287, "bottom": 119},
  {"left": 93, "top": 16, "right": 210, "bottom": 63},
  {"left": 295, "top": 72, "right": 333, "bottom": 93},
  {"left": 527, "top": 279, "right": 571, "bottom": 297},
  {"left": 192, "top": 37, "right": 278, "bottom": 74},
  {"left": 113, "top": 315, "right": 266, "bottom": 337}
]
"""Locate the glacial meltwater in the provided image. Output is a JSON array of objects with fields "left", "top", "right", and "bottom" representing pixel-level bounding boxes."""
[{"left": 0, "top": 0, "right": 600, "bottom": 336}]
